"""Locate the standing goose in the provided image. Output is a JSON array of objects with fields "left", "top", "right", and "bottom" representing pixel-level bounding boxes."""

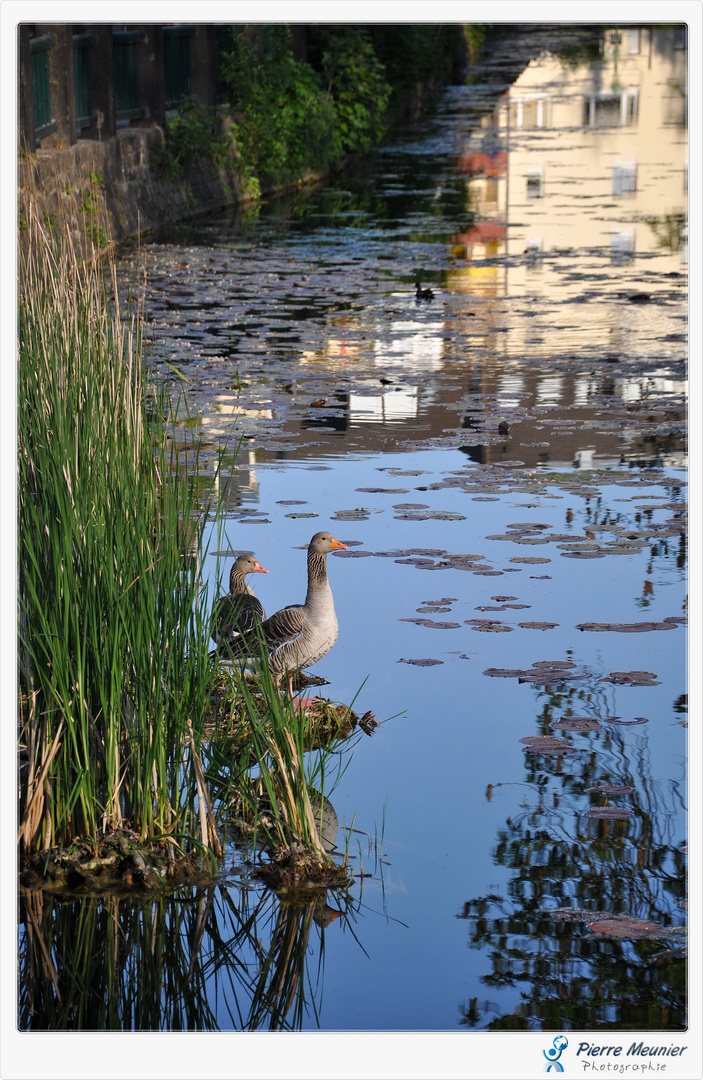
[
  {"left": 230, "top": 531, "right": 348, "bottom": 705},
  {"left": 212, "top": 553, "right": 269, "bottom": 650}
]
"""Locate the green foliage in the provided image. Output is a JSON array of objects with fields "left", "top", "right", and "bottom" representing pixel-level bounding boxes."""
[
  {"left": 366, "top": 24, "right": 465, "bottom": 94},
  {"left": 220, "top": 26, "right": 339, "bottom": 189},
  {"left": 18, "top": 202, "right": 219, "bottom": 855},
  {"left": 151, "top": 100, "right": 235, "bottom": 181},
  {"left": 308, "top": 26, "right": 391, "bottom": 153}
]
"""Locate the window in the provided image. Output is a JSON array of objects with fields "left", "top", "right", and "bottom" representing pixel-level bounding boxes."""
[
  {"left": 113, "top": 30, "right": 145, "bottom": 121},
  {"left": 30, "top": 35, "right": 56, "bottom": 139},
  {"left": 612, "top": 162, "right": 637, "bottom": 195},
  {"left": 611, "top": 230, "right": 634, "bottom": 262},
  {"left": 627, "top": 28, "right": 641, "bottom": 54},
  {"left": 164, "top": 25, "right": 195, "bottom": 109},
  {"left": 510, "top": 95, "right": 551, "bottom": 128},
  {"left": 526, "top": 168, "right": 544, "bottom": 199},
  {"left": 73, "top": 32, "right": 96, "bottom": 130},
  {"left": 584, "top": 89, "right": 638, "bottom": 127}
]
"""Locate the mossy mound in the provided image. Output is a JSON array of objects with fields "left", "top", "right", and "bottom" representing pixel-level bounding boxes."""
[
  {"left": 19, "top": 830, "right": 216, "bottom": 895},
  {"left": 251, "top": 843, "right": 352, "bottom": 893}
]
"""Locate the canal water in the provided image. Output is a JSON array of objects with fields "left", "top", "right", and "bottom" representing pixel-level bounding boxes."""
[{"left": 19, "top": 26, "right": 689, "bottom": 1039}]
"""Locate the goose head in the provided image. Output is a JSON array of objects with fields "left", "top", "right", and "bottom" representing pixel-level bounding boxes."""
[
  {"left": 308, "top": 531, "right": 348, "bottom": 554},
  {"left": 229, "top": 553, "right": 269, "bottom": 592},
  {"left": 233, "top": 553, "right": 269, "bottom": 576}
]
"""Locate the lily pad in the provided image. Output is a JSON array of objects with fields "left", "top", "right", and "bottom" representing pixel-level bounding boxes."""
[
  {"left": 332, "top": 549, "right": 373, "bottom": 557},
  {"left": 397, "top": 658, "right": 443, "bottom": 666},
  {"left": 551, "top": 716, "right": 601, "bottom": 730},
  {"left": 331, "top": 509, "right": 380, "bottom": 521},
  {"left": 400, "top": 618, "right": 461, "bottom": 629},
  {"left": 588, "top": 917, "right": 666, "bottom": 940},
  {"left": 600, "top": 671, "right": 659, "bottom": 686},
  {"left": 603, "top": 716, "right": 650, "bottom": 725},
  {"left": 518, "top": 621, "right": 559, "bottom": 630},
  {"left": 576, "top": 621, "right": 677, "bottom": 633},
  {"left": 521, "top": 736, "right": 578, "bottom": 755},
  {"left": 561, "top": 551, "right": 607, "bottom": 559}
]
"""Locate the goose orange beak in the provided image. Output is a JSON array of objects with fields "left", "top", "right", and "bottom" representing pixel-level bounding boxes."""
[
  {"left": 330, "top": 537, "right": 348, "bottom": 550},
  {"left": 253, "top": 561, "right": 269, "bottom": 573}
]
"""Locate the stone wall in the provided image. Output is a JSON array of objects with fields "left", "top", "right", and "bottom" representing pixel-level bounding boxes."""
[{"left": 18, "top": 126, "right": 248, "bottom": 253}]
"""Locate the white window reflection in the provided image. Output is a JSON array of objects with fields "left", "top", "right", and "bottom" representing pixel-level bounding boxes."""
[
  {"left": 611, "top": 230, "right": 635, "bottom": 262},
  {"left": 348, "top": 386, "right": 418, "bottom": 425},
  {"left": 535, "top": 374, "right": 564, "bottom": 405},
  {"left": 374, "top": 320, "right": 443, "bottom": 371},
  {"left": 613, "top": 162, "right": 637, "bottom": 195}
]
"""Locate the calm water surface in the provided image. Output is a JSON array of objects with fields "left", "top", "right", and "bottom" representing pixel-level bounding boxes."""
[{"left": 20, "top": 26, "right": 688, "bottom": 1033}]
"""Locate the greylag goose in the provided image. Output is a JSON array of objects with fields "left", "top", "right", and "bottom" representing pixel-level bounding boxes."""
[
  {"left": 229, "top": 531, "right": 348, "bottom": 705},
  {"left": 212, "top": 552, "right": 269, "bottom": 649}
]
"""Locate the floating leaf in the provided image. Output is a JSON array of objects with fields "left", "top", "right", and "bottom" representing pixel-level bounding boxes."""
[
  {"left": 393, "top": 503, "right": 429, "bottom": 510},
  {"left": 600, "top": 671, "right": 659, "bottom": 686},
  {"left": 400, "top": 618, "right": 461, "bottom": 629},
  {"left": 286, "top": 512, "right": 319, "bottom": 519},
  {"left": 603, "top": 716, "right": 650, "bottom": 725},
  {"left": 577, "top": 621, "right": 677, "bottom": 633},
  {"left": 356, "top": 487, "right": 409, "bottom": 493},
  {"left": 584, "top": 807, "right": 633, "bottom": 819},
  {"left": 551, "top": 716, "right": 601, "bottom": 730},
  {"left": 397, "top": 658, "right": 444, "bottom": 666},
  {"left": 332, "top": 549, "right": 373, "bottom": 557},
  {"left": 588, "top": 917, "right": 665, "bottom": 939},
  {"left": 521, "top": 736, "right": 577, "bottom": 755},
  {"left": 510, "top": 556, "right": 551, "bottom": 564},
  {"left": 331, "top": 509, "right": 378, "bottom": 521},
  {"left": 519, "top": 621, "right": 559, "bottom": 630}
]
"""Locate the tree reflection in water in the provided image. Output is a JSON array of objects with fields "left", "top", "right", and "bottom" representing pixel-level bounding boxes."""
[
  {"left": 18, "top": 880, "right": 355, "bottom": 1031},
  {"left": 458, "top": 675, "right": 686, "bottom": 1031}
]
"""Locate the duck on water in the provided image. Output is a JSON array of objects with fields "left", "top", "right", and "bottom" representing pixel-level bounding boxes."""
[{"left": 215, "top": 532, "right": 348, "bottom": 707}]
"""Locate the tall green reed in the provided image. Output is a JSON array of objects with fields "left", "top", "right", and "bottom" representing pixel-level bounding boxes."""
[{"left": 18, "top": 198, "right": 219, "bottom": 857}]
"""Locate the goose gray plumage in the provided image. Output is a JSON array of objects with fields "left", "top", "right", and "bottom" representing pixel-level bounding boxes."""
[
  {"left": 212, "top": 553, "right": 269, "bottom": 649},
  {"left": 228, "top": 531, "right": 348, "bottom": 704}
]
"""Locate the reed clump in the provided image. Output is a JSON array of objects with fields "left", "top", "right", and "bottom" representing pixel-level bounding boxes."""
[
  {"left": 18, "top": 192, "right": 363, "bottom": 892},
  {"left": 18, "top": 199, "right": 219, "bottom": 867}
]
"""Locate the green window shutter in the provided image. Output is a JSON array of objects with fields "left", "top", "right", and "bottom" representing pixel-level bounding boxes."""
[
  {"left": 30, "top": 35, "right": 55, "bottom": 136},
  {"left": 163, "top": 26, "right": 195, "bottom": 109}
]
